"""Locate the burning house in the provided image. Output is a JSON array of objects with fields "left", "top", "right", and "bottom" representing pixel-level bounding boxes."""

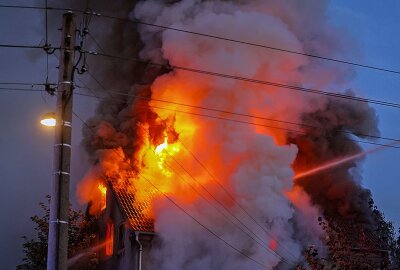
[
  {"left": 95, "top": 178, "right": 155, "bottom": 270},
  {"left": 71, "top": 0, "right": 392, "bottom": 269}
]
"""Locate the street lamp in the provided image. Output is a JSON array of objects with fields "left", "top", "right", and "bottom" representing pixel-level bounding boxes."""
[{"left": 40, "top": 112, "right": 57, "bottom": 127}]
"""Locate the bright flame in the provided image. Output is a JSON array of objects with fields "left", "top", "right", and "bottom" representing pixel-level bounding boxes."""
[
  {"left": 98, "top": 183, "right": 107, "bottom": 211},
  {"left": 155, "top": 136, "right": 169, "bottom": 154},
  {"left": 154, "top": 133, "right": 181, "bottom": 177}
]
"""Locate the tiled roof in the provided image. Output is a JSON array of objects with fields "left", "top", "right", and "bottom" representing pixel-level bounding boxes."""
[{"left": 107, "top": 177, "right": 155, "bottom": 232}]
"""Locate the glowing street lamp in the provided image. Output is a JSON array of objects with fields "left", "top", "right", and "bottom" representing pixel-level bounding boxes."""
[{"left": 40, "top": 112, "right": 56, "bottom": 127}]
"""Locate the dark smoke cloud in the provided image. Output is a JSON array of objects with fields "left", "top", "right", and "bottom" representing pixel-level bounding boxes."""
[{"left": 288, "top": 93, "right": 380, "bottom": 223}]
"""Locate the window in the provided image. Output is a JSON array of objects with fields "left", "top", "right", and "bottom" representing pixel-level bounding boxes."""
[
  {"left": 105, "top": 221, "right": 114, "bottom": 256},
  {"left": 118, "top": 223, "right": 125, "bottom": 252},
  {"left": 98, "top": 183, "right": 107, "bottom": 212}
]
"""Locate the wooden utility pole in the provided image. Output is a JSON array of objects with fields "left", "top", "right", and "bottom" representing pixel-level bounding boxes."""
[{"left": 47, "top": 12, "right": 76, "bottom": 270}]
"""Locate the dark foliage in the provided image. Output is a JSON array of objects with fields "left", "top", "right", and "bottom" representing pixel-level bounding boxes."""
[
  {"left": 298, "top": 201, "right": 400, "bottom": 270},
  {"left": 17, "top": 196, "right": 98, "bottom": 270}
]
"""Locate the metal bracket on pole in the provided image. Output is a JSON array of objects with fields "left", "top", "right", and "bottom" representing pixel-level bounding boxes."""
[
  {"left": 54, "top": 143, "right": 72, "bottom": 149},
  {"left": 52, "top": 171, "right": 71, "bottom": 176},
  {"left": 50, "top": 220, "right": 69, "bottom": 225},
  {"left": 58, "top": 81, "right": 73, "bottom": 86},
  {"left": 61, "top": 120, "right": 72, "bottom": 128}
]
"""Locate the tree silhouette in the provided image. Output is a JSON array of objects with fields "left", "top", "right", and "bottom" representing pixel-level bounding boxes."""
[{"left": 17, "top": 196, "right": 98, "bottom": 270}]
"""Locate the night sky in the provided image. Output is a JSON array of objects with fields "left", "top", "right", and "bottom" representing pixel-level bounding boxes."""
[{"left": 1, "top": 1, "right": 400, "bottom": 268}]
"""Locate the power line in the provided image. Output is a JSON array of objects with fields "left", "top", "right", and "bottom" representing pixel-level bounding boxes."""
[
  {"left": 164, "top": 152, "right": 297, "bottom": 264},
  {"left": 126, "top": 172, "right": 272, "bottom": 269},
  {"left": 2, "top": 5, "right": 384, "bottom": 267},
  {"left": 74, "top": 90, "right": 400, "bottom": 150},
  {"left": 75, "top": 89, "right": 397, "bottom": 269},
  {"left": 7, "top": 9, "right": 392, "bottom": 142},
  {"left": 73, "top": 68, "right": 312, "bottom": 263},
  {"left": 71, "top": 48, "right": 299, "bottom": 263},
  {"left": 71, "top": 110, "right": 273, "bottom": 269},
  {"left": 92, "top": 13, "right": 400, "bottom": 76},
  {"left": 0, "top": 86, "right": 47, "bottom": 92},
  {"left": 73, "top": 65, "right": 298, "bottom": 263},
  {"left": 80, "top": 9, "right": 400, "bottom": 111},
  {"left": 73, "top": 77, "right": 300, "bottom": 266},
  {"left": 75, "top": 91, "right": 305, "bottom": 133},
  {"left": 0, "top": 82, "right": 55, "bottom": 86},
  {"left": 2, "top": 4, "right": 396, "bottom": 152},
  {"left": 178, "top": 141, "right": 307, "bottom": 258},
  {"left": 84, "top": 50, "right": 400, "bottom": 110},
  {"left": 162, "top": 156, "right": 296, "bottom": 265},
  {"left": 83, "top": 30, "right": 400, "bottom": 145},
  {"left": 74, "top": 85, "right": 400, "bottom": 143},
  {"left": 0, "top": 43, "right": 49, "bottom": 49},
  {"left": 1, "top": 84, "right": 396, "bottom": 149},
  {"left": 2, "top": 4, "right": 400, "bottom": 75}
]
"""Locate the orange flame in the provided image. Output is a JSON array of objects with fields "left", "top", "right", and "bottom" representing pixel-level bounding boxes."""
[{"left": 98, "top": 183, "right": 107, "bottom": 211}]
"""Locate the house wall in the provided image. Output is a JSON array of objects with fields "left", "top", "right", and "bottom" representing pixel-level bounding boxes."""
[{"left": 97, "top": 187, "right": 154, "bottom": 270}]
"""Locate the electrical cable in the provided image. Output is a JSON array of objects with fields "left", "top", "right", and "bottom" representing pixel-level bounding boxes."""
[
  {"left": 81, "top": 16, "right": 400, "bottom": 112},
  {"left": 161, "top": 157, "right": 295, "bottom": 264},
  {"left": 83, "top": 30, "right": 400, "bottom": 144},
  {"left": 73, "top": 90, "right": 400, "bottom": 149},
  {"left": 4, "top": 35, "right": 400, "bottom": 112},
  {"left": 178, "top": 140, "right": 305, "bottom": 259},
  {"left": 1, "top": 85, "right": 395, "bottom": 150},
  {"left": 72, "top": 110, "right": 273, "bottom": 269},
  {"left": 165, "top": 152, "right": 298, "bottom": 264},
  {"left": 74, "top": 85, "right": 400, "bottom": 143},
  {"left": 0, "top": 44, "right": 50, "bottom": 49},
  {"left": 72, "top": 59, "right": 308, "bottom": 263},
  {"left": 0, "top": 82, "right": 56, "bottom": 86},
  {"left": 75, "top": 83, "right": 398, "bottom": 258},
  {"left": 71, "top": 39, "right": 302, "bottom": 262},
  {"left": 85, "top": 50, "right": 400, "bottom": 110},
  {"left": 0, "top": 87, "right": 47, "bottom": 92},
  {"left": 0, "top": 82, "right": 393, "bottom": 150},
  {"left": 0, "top": 5, "right": 392, "bottom": 266},
  {"left": 2, "top": 4, "right": 400, "bottom": 76},
  {"left": 73, "top": 63, "right": 306, "bottom": 264}
]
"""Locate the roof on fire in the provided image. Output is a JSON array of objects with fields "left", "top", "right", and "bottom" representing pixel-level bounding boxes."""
[{"left": 107, "top": 177, "right": 155, "bottom": 232}]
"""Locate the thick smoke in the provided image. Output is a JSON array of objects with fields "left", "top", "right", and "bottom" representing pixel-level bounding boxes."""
[
  {"left": 288, "top": 94, "right": 379, "bottom": 222},
  {"left": 73, "top": 0, "right": 379, "bottom": 269}
]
